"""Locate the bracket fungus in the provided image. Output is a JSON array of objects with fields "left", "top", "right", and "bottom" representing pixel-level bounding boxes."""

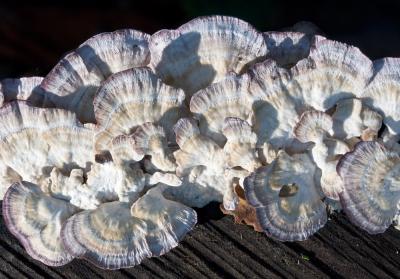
[
  {"left": 61, "top": 185, "right": 196, "bottom": 269},
  {"left": 41, "top": 30, "right": 150, "bottom": 123},
  {"left": 337, "top": 141, "right": 400, "bottom": 233},
  {"left": 93, "top": 67, "right": 186, "bottom": 151},
  {"left": 244, "top": 151, "right": 327, "bottom": 241},
  {"left": 1, "top": 15, "right": 400, "bottom": 269},
  {"left": 0, "top": 101, "right": 94, "bottom": 196},
  {"left": 3, "top": 181, "right": 78, "bottom": 266},
  {"left": 150, "top": 16, "right": 267, "bottom": 97}
]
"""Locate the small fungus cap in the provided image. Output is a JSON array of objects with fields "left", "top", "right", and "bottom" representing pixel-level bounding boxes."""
[
  {"left": 189, "top": 74, "right": 254, "bottom": 145},
  {"left": 293, "top": 110, "right": 333, "bottom": 143},
  {"left": 222, "top": 117, "right": 260, "bottom": 171},
  {"left": 76, "top": 29, "right": 150, "bottom": 76},
  {"left": 311, "top": 138, "right": 349, "bottom": 200},
  {"left": 332, "top": 98, "right": 382, "bottom": 140},
  {"left": 131, "top": 122, "right": 176, "bottom": 172},
  {"left": 173, "top": 118, "right": 225, "bottom": 176}
]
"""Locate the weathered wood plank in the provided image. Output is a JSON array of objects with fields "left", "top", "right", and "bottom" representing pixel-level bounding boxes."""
[{"left": 0, "top": 202, "right": 399, "bottom": 279}]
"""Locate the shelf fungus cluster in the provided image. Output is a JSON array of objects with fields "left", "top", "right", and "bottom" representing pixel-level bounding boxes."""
[{"left": 0, "top": 15, "right": 399, "bottom": 269}]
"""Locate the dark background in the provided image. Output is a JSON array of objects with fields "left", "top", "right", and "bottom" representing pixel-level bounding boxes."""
[
  {"left": 1, "top": 1, "right": 400, "bottom": 278},
  {"left": 1, "top": 0, "right": 400, "bottom": 79}
]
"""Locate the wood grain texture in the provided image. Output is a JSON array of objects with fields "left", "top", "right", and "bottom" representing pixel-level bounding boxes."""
[{"left": 0, "top": 202, "right": 399, "bottom": 279}]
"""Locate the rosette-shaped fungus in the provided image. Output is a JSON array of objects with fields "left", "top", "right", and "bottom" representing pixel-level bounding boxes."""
[
  {"left": 61, "top": 184, "right": 197, "bottom": 269},
  {"left": 337, "top": 141, "right": 400, "bottom": 233},
  {"left": 41, "top": 30, "right": 150, "bottom": 123},
  {"left": 150, "top": 16, "right": 267, "bottom": 97},
  {"left": 244, "top": 151, "right": 327, "bottom": 241},
  {"left": 2, "top": 15, "right": 400, "bottom": 269}
]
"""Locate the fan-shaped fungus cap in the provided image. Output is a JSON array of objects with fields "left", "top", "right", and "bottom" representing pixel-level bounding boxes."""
[
  {"left": 244, "top": 151, "right": 326, "bottom": 241},
  {"left": 94, "top": 67, "right": 186, "bottom": 151},
  {"left": 76, "top": 29, "right": 150, "bottom": 77},
  {"left": 222, "top": 117, "right": 260, "bottom": 171},
  {"left": 3, "top": 181, "right": 78, "bottom": 266},
  {"left": 109, "top": 134, "right": 142, "bottom": 166},
  {"left": 61, "top": 185, "right": 196, "bottom": 269},
  {"left": 363, "top": 58, "right": 400, "bottom": 135},
  {"left": 332, "top": 98, "right": 382, "bottom": 140},
  {"left": 0, "top": 101, "right": 94, "bottom": 186},
  {"left": 150, "top": 15, "right": 267, "bottom": 96},
  {"left": 287, "top": 36, "right": 373, "bottom": 111},
  {"left": 293, "top": 110, "right": 333, "bottom": 143},
  {"left": 337, "top": 141, "right": 400, "bottom": 233},
  {"left": 41, "top": 52, "right": 104, "bottom": 123},
  {"left": 190, "top": 74, "right": 254, "bottom": 145},
  {"left": 246, "top": 60, "right": 300, "bottom": 149},
  {"left": 0, "top": 77, "right": 44, "bottom": 105},
  {"left": 41, "top": 30, "right": 150, "bottom": 123},
  {"left": 173, "top": 118, "right": 225, "bottom": 176},
  {"left": 131, "top": 122, "right": 176, "bottom": 172}
]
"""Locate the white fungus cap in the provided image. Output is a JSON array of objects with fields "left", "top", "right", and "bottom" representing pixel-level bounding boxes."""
[
  {"left": 94, "top": 67, "right": 186, "bottom": 151},
  {"left": 41, "top": 29, "right": 150, "bottom": 123},
  {"left": 150, "top": 15, "right": 267, "bottom": 97},
  {"left": 61, "top": 184, "right": 196, "bottom": 269}
]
